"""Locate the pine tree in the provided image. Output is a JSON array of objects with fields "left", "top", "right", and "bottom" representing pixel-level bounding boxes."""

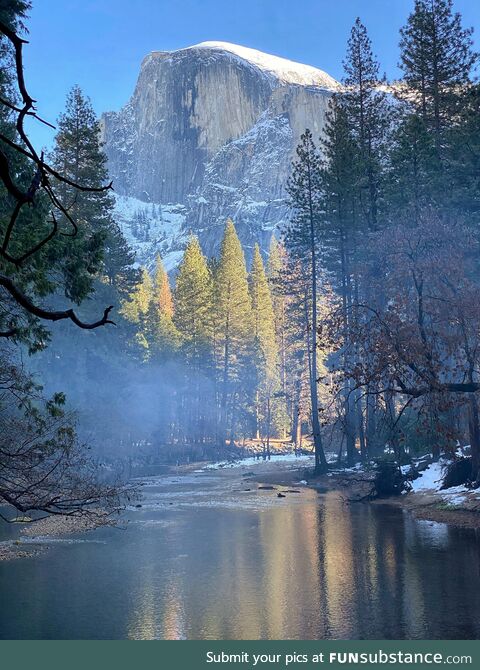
[
  {"left": 342, "top": 18, "right": 390, "bottom": 232},
  {"left": 34, "top": 85, "right": 139, "bottom": 428},
  {"left": 249, "top": 243, "right": 279, "bottom": 447},
  {"left": 318, "top": 101, "right": 361, "bottom": 464},
  {"left": 121, "top": 267, "right": 153, "bottom": 324},
  {"left": 399, "top": 0, "right": 477, "bottom": 150},
  {"left": 153, "top": 253, "right": 174, "bottom": 319},
  {"left": 267, "top": 237, "right": 290, "bottom": 438},
  {"left": 385, "top": 113, "right": 438, "bottom": 225},
  {"left": 327, "top": 20, "right": 390, "bottom": 462},
  {"left": 285, "top": 131, "right": 328, "bottom": 473},
  {"left": 103, "top": 223, "right": 138, "bottom": 298},
  {"left": 51, "top": 85, "right": 136, "bottom": 302},
  {"left": 174, "top": 236, "right": 213, "bottom": 368},
  {"left": 139, "top": 256, "right": 178, "bottom": 361},
  {"left": 274, "top": 250, "right": 315, "bottom": 450},
  {"left": 173, "top": 237, "right": 215, "bottom": 442},
  {"left": 145, "top": 298, "right": 180, "bottom": 362},
  {"left": 445, "top": 84, "right": 480, "bottom": 220},
  {"left": 319, "top": 100, "right": 358, "bottom": 288},
  {"left": 250, "top": 244, "right": 277, "bottom": 373},
  {"left": 214, "top": 219, "right": 253, "bottom": 445}
]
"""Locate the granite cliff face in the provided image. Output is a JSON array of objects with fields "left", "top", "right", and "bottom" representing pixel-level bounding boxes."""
[{"left": 101, "top": 42, "right": 339, "bottom": 267}]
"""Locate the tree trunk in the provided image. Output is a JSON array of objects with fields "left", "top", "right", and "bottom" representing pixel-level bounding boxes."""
[
  {"left": 356, "top": 391, "right": 367, "bottom": 461},
  {"left": 385, "top": 392, "right": 404, "bottom": 462},
  {"left": 266, "top": 396, "right": 271, "bottom": 460},
  {"left": 308, "top": 170, "right": 328, "bottom": 474},
  {"left": 345, "top": 387, "right": 357, "bottom": 466},
  {"left": 366, "top": 390, "right": 378, "bottom": 455}
]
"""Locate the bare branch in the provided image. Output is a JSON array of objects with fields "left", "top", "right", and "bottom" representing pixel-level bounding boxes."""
[{"left": 0, "top": 274, "right": 116, "bottom": 329}]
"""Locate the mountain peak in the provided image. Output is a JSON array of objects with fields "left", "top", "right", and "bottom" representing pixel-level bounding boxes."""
[{"left": 167, "top": 41, "right": 340, "bottom": 89}]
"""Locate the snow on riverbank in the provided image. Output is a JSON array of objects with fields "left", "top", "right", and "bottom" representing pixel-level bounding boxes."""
[
  {"left": 202, "top": 453, "right": 315, "bottom": 470},
  {"left": 411, "top": 462, "right": 445, "bottom": 492},
  {"left": 410, "top": 459, "right": 480, "bottom": 509}
]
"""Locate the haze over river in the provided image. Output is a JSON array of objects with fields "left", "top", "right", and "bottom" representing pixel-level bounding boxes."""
[{"left": 1, "top": 458, "right": 480, "bottom": 639}]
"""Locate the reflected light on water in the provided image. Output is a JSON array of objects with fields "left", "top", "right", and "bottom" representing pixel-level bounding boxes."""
[{"left": 1, "top": 469, "right": 480, "bottom": 640}]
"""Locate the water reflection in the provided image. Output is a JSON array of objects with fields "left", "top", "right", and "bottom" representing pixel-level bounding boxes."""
[{"left": 0, "top": 472, "right": 480, "bottom": 639}]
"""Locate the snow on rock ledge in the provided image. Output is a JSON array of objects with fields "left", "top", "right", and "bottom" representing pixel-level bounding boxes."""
[{"left": 183, "top": 41, "right": 340, "bottom": 89}]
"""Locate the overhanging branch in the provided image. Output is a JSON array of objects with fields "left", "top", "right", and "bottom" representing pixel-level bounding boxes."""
[{"left": 0, "top": 274, "right": 115, "bottom": 329}]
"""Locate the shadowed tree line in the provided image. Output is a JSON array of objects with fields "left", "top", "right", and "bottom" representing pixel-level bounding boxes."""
[{"left": 285, "top": 0, "right": 480, "bottom": 482}]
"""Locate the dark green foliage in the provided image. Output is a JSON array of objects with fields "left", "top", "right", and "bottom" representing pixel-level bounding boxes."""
[
  {"left": 342, "top": 18, "right": 391, "bottom": 231},
  {"left": 384, "top": 113, "right": 439, "bottom": 224},
  {"left": 399, "top": 0, "right": 477, "bottom": 147},
  {"left": 51, "top": 86, "right": 137, "bottom": 302}
]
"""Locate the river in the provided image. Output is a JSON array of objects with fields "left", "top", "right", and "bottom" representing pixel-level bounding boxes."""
[{"left": 0, "top": 457, "right": 479, "bottom": 639}]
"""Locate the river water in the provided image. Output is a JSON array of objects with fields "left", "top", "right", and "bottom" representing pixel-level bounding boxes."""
[{"left": 1, "top": 458, "right": 480, "bottom": 639}]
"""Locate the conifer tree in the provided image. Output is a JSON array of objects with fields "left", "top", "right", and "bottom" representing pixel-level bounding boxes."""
[
  {"left": 385, "top": 113, "right": 438, "bottom": 225},
  {"left": 274, "top": 251, "right": 315, "bottom": 450},
  {"left": 318, "top": 101, "right": 360, "bottom": 464},
  {"left": 445, "top": 84, "right": 480, "bottom": 220},
  {"left": 249, "top": 243, "right": 279, "bottom": 444},
  {"left": 103, "top": 223, "right": 138, "bottom": 297},
  {"left": 250, "top": 244, "right": 277, "bottom": 373},
  {"left": 267, "top": 237, "right": 290, "bottom": 438},
  {"left": 51, "top": 85, "right": 137, "bottom": 301},
  {"left": 214, "top": 219, "right": 253, "bottom": 444},
  {"left": 285, "top": 131, "right": 328, "bottom": 473},
  {"left": 145, "top": 297, "right": 180, "bottom": 362},
  {"left": 140, "top": 256, "right": 179, "bottom": 361},
  {"left": 174, "top": 236, "right": 213, "bottom": 367},
  {"left": 36, "top": 85, "right": 139, "bottom": 430},
  {"left": 342, "top": 18, "right": 390, "bottom": 232},
  {"left": 319, "top": 101, "right": 358, "bottom": 286},
  {"left": 153, "top": 254, "right": 174, "bottom": 319},
  {"left": 328, "top": 20, "right": 390, "bottom": 462},
  {"left": 121, "top": 267, "right": 153, "bottom": 324},
  {"left": 119, "top": 267, "right": 152, "bottom": 355},
  {"left": 173, "top": 237, "right": 215, "bottom": 442},
  {"left": 399, "top": 0, "right": 477, "bottom": 150}
]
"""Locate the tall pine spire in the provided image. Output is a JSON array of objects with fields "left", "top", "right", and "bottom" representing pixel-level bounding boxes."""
[
  {"left": 250, "top": 244, "right": 279, "bottom": 442},
  {"left": 399, "top": 0, "right": 478, "bottom": 148},
  {"left": 153, "top": 254, "right": 174, "bottom": 319},
  {"left": 285, "top": 131, "right": 328, "bottom": 473},
  {"left": 174, "top": 236, "right": 213, "bottom": 367},
  {"left": 214, "top": 219, "right": 253, "bottom": 443},
  {"left": 342, "top": 17, "right": 390, "bottom": 231}
]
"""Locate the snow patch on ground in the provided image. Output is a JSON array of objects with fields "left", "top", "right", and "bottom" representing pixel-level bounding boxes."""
[
  {"left": 410, "top": 457, "right": 479, "bottom": 508},
  {"left": 411, "top": 462, "right": 446, "bottom": 492},
  {"left": 203, "top": 453, "right": 315, "bottom": 470}
]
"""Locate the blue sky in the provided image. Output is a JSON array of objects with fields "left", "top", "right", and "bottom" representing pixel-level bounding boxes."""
[{"left": 23, "top": 0, "right": 480, "bottom": 148}]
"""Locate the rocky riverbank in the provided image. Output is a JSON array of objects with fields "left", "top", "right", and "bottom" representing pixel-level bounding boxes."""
[{"left": 0, "top": 513, "right": 109, "bottom": 561}]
